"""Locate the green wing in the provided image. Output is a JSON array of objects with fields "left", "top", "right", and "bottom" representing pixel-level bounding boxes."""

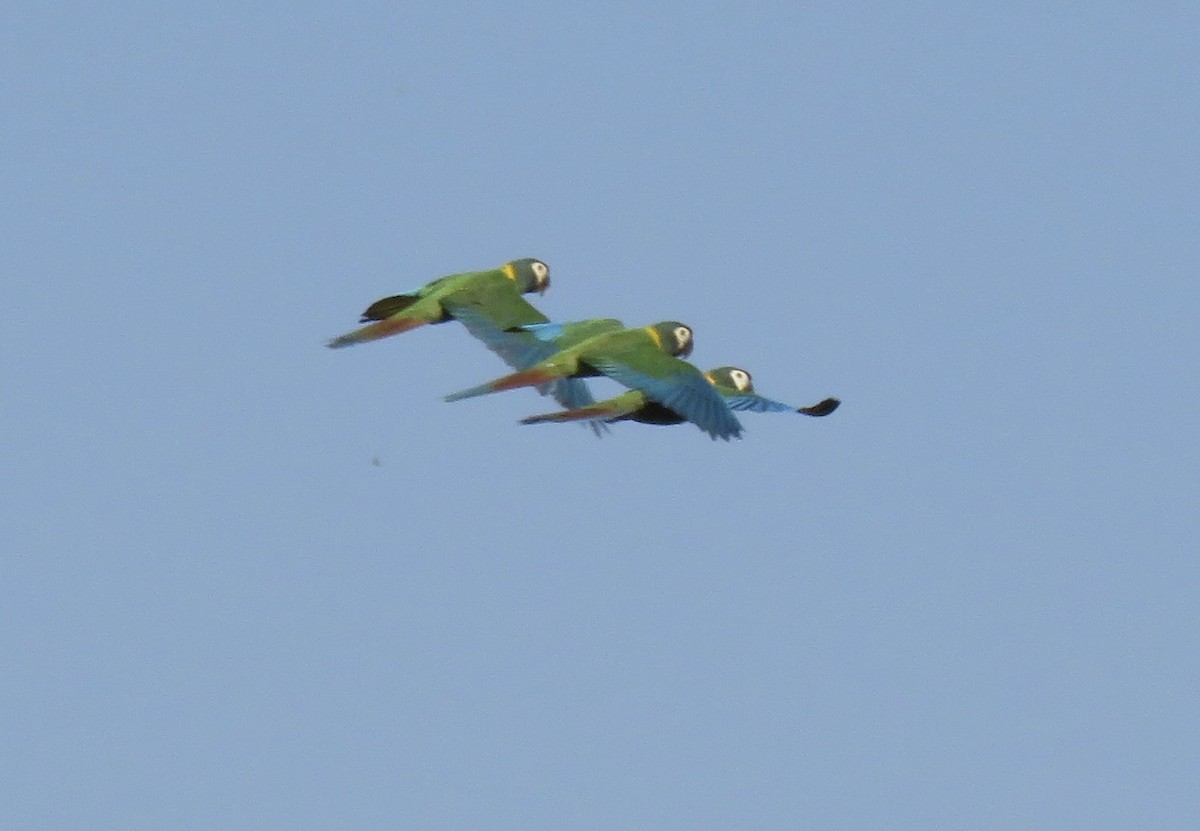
[
  {"left": 441, "top": 277, "right": 612, "bottom": 430},
  {"left": 441, "top": 270, "right": 548, "bottom": 329}
]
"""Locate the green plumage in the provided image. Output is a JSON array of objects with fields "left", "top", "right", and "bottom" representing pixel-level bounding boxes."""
[
  {"left": 326, "top": 258, "right": 549, "bottom": 349},
  {"left": 326, "top": 256, "right": 840, "bottom": 442},
  {"left": 444, "top": 321, "right": 691, "bottom": 397},
  {"left": 535, "top": 322, "right": 692, "bottom": 379}
]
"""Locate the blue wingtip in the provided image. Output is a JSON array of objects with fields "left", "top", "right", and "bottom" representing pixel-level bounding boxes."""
[
  {"left": 515, "top": 321, "right": 566, "bottom": 342},
  {"left": 723, "top": 394, "right": 796, "bottom": 414},
  {"left": 704, "top": 418, "right": 743, "bottom": 441},
  {"left": 585, "top": 419, "right": 610, "bottom": 438}
]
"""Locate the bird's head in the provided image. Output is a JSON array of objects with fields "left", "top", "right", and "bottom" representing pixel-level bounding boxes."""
[
  {"left": 649, "top": 321, "right": 693, "bottom": 358},
  {"left": 507, "top": 258, "right": 550, "bottom": 295},
  {"left": 707, "top": 366, "right": 755, "bottom": 392}
]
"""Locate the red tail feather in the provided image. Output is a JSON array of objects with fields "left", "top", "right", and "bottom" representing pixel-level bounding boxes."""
[
  {"left": 492, "top": 367, "right": 560, "bottom": 392},
  {"left": 445, "top": 366, "right": 565, "bottom": 402},
  {"left": 521, "top": 404, "right": 612, "bottom": 424},
  {"left": 327, "top": 316, "right": 427, "bottom": 348}
]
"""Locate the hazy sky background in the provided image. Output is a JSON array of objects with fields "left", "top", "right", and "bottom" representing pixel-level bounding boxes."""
[{"left": 4, "top": 3, "right": 1198, "bottom": 828}]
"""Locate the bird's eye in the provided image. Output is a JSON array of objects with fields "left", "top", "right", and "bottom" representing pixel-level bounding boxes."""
[
  {"left": 674, "top": 326, "right": 691, "bottom": 346},
  {"left": 731, "top": 369, "right": 751, "bottom": 391}
]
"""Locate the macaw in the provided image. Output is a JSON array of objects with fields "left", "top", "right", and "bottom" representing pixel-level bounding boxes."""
[
  {"left": 327, "top": 257, "right": 603, "bottom": 420},
  {"left": 519, "top": 365, "right": 840, "bottom": 429},
  {"left": 444, "top": 321, "right": 745, "bottom": 440},
  {"left": 326, "top": 258, "right": 551, "bottom": 348}
]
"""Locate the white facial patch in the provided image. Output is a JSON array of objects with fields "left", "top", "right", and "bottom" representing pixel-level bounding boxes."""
[
  {"left": 673, "top": 326, "right": 692, "bottom": 348},
  {"left": 729, "top": 369, "right": 752, "bottom": 391}
]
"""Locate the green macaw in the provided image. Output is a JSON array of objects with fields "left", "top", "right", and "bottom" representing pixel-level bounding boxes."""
[
  {"left": 326, "top": 258, "right": 551, "bottom": 348},
  {"left": 444, "top": 321, "right": 745, "bottom": 440},
  {"left": 519, "top": 365, "right": 840, "bottom": 429},
  {"left": 326, "top": 257, "right": 603, "bottom": 419}
]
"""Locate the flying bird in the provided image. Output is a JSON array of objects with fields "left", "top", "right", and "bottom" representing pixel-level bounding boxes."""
[
  {"left": 520, "top": 365, "right": 840, "bottom": 429},
  {"left": 444, "top": 322, "right": 745, "bottom": 440},
  {"left": 326, "top": 258, "right": 551, "bottom": 349},
  {"left": 327, "top": 257, "right": 609, "bottom": 422}
]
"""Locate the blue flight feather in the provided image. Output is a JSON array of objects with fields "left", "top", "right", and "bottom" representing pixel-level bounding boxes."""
[
  {"left": 514, "top": 321, "right": 567, "bottom": 342},
  {"left": 594, "top": 361, "right": 743, "bottom": 441},
  {"left": 449, "top": 306, "right": 608, "bottom": 436},
  {"left": 722, "top": 393, "right": 798, "bottom": 414}
]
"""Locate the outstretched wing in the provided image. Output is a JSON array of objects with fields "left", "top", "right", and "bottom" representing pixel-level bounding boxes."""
[
  {"left": 724, "top": 393, "right": 841, "bottom": 417},
  {"left": 442, "top": 274, "right": 547, "bottom": 328},
  {"left": 448, "top": 302, "right": 556, "bottom": 374},
  {"left": 588, "top": 347, "right": 743, "bottom": 441},
  {"left": 445, "top": 293, "right": 616, "bottom": 435},
  {"left": 722, "top": 393, "right": 798, "bottom": 413}
]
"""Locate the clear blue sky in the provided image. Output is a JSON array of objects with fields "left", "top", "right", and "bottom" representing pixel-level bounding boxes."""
[{"left": 4, "top": 3, "right": 1198, "bottom": 828}]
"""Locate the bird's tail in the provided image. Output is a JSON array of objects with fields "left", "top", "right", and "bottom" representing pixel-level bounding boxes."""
[
  {"left": 444, "top": 367, "right": 564, "bottom": 402},
  {"left": 520, "top": 403, "right": 617, "bottom": 425},
  {"left": 326, "top": 316, "right": 428, "bottom": 349}
]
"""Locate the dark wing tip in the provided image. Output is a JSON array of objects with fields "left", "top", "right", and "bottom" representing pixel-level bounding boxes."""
[
  {"left": 360, "top": 293, "right": 419, "bottom": 322},
  {"left": 798, "top": 397, "right": 841, "bottom": 417}
]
